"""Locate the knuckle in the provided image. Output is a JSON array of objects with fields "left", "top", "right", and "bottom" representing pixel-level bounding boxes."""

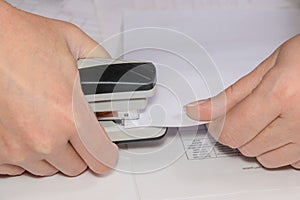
[
  {"left": 5, "top": 146, "right": 26, "bottom": 164},
  {"left": 66, "top": 22, "right": 81, "bottom": 32},
  {"left": 269, "top": 84, "right": 288, "bottom": 104},
  {"left": 209, "top": 120, "right": 241, "bottom": 149},
  {"left": 58, "top": 20, "right": 79, "bottom": 32},
  {"left": 61, "top": 21, "right": 84, "bottom": 38},
  {"left": 227, "top": 84, "right": 239, "bottom": 107},
  {"left": 0, "top": 135, "right": 26, "bottom": 163},
  {"left": 35, "top": 142, "right": 55, "bottom": 155},
  {"left": 30, "top": 135, "right": 57, "bottom": 155},
  {"left": 263, "top": 69, "right": 295, "bottom": 106}
]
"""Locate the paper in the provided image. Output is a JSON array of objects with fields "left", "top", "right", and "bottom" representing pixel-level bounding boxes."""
[
  {"left": 121, "top": 9, "right": 300, "bottom": 128},
  {"left": 117, "top": 9, "right": 300, "bottom": 199},
  {"left": 123, "top": 126, "right": 300, "bottom": 199},
  {"left": 123, "top": 48, "right": 217, "bottom": 128}
]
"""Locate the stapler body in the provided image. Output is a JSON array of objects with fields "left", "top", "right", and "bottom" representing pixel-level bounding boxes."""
[{"left": 78, "top": 58, "right": 167, "bottom": 143}]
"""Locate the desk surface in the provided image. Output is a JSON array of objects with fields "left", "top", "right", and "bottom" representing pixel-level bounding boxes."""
[{"left": 2, "top": 0, "right": 300, "bottom": 199}]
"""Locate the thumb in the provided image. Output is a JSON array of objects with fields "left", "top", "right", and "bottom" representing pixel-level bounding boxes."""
[
  {"left": 64, "top": 23, "right": 110, "bottom": 59},
  {"left": 185, "top": 49, "right": 280, "bottom": 121}
]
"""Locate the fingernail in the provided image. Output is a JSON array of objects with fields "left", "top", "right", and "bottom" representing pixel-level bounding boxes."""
[
  {"left": 187, "top": 99, "right": 208, "bottom": 107},
  {"left": 184, "top": 107, "right": 199, "bottom": 120},
  {"left": 183, "top": 103, "right": 200, "bottom": 120},
  {"left": 184, "top": 99, "right": 209, "bottom": 120},
  {"left": 184, "top": 99, "right": 208, "bottom": 110}
]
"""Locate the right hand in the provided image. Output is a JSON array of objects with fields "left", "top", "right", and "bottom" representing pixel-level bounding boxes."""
[
  {"left": 0, "top": 2, "right": 118, "bottom": 176},
  {"left": 186, "top": 34, "right": 300, "bottom": 169}
]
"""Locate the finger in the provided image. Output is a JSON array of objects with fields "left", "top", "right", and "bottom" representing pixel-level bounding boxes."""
[
  {"left": 291, "top": 160, "right": 300, "bottom": 169},
  {"left": 257, "top": 144, "right": 300, "bottom": 169},
  {"left": 216, "top": 65, "right": 283, "bottom": 148},
  {"left": 0, "top": 164, "right": 25, "bottom": 176},
  {"left": 21, "top": 160, "right": 58, "bottom": 176},
  {"left": 239, "top": 117, "right": 291, "bottom": 157},
  {"left": 208, "top": 67, "right": 282, "bottom": 148},
  {"left": 71, "top": 75, "right": 118, "bottom": 174},
  {"left": 63, "top": 23, "right": 110, "bottom": 59},
  {"left": 185, "top": 48, "right": 279, "bottom": 121},
  {"left": 46, "top": 143, "right": 87, "bottom": 176}
]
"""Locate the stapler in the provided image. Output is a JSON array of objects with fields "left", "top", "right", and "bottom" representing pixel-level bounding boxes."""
[{"left": 78, "top": 58, "right": 167, "bottom": 143}]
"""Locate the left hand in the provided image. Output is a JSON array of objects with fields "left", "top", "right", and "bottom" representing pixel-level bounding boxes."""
[
  {"left": 186, "top": 34, "right": 300, "bottom": 169},
  {"left": 0, "top": 2, "right": 118, "bottom": 176}
]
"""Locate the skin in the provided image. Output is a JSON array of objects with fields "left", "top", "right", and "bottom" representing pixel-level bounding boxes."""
[
  {"left": 0, "top": 2, "right": 118, "bottom": 176},
  {"left": 186, "top": 34, "right": 300, "bottom": 169}
]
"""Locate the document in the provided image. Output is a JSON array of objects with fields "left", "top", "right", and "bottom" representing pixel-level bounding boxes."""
[
  {"left": 116, "top": 9, "right": 300, "bottom": 199},
  {"left": 123, "top": 126, "right": 300, "bottom": 199},
  {"left": 120, "top": 9, "right": 300, "bottom": 128}
]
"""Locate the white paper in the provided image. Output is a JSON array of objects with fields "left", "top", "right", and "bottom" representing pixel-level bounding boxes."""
[
  {"left": 125, "top": 126, "right": 300, "bottom": 200},
  {"left": 119, "top": 9, "right": 300, "bottom": 199},
  {"left": 122, "top": 9, "right": 300, "bottom": 128}
]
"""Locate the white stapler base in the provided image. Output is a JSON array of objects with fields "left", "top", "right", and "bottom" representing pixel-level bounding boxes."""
[{"left": 100, "top": 121, "right": 167, "bottom": 143}]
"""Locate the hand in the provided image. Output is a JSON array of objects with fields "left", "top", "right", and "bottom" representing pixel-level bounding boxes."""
[
  {"left": 0, "top": 2, "right": 118, "bottom": 176},
  {"left": 186, "top": 34, "right": 300, "bottom": 169}
]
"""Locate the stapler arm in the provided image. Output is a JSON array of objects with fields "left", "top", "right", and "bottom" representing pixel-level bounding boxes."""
[{"left": 78, "top": 58, "right": 167, "bottom": 143}]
